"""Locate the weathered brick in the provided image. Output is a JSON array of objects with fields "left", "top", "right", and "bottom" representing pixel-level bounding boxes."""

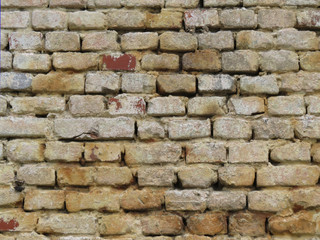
[
  {"left": 138, "top": 167, "right": 176, "bottom": 187},
  {"left": 198, "top": 74, "right": 236, "bottom": 94},
  {"left": 142, "top": 53, "right": 179, "bottom": 71},
  {"left": 7, "top": 140, "right": 44, "bottom": 162},
  {"left": 184, "top": 9, "right": 219, "bottom": 29},
  {"left": 69, "top": 11, "right": 104, "bottom": 30},
  {"left": 99, "top": 214, "right": 132, "bottom": 235},
  {"left": 138, "top": 120, "right": 165, "bottom": 140},
  {"left": 147, "top": 97, "right": 185, "bottom": 116},
  {"left": 295, "top": 116, "right": 320, "bottom": 139},
  {"left": 268, "top": 96, "right": 305, "bottom": 116},
  {"left": 101, "top": 53, "right": 137, "bottom": 71},
  {"left": 141, "top": 213, "right": 183, "bottom": 235},
  {"left": 208, "top": 192, "right": 246, "bottom": 211},
  {"left": 146, "top": 10, "right": 182, "bottom": 29},
  {"left": 312, "top": 143, "right": 320, "bottom": 162},
  {"left": 186, "top": 142, "right": 226, "bottom": 164},
  {"left": 178, "top": 167, "right": 217, "bottom": 188},
  {"left": 105, "top": 9, "right": 145, "bottom": 29},
  {"left": 16, "top": 232, "right": 49, "bottom": 240},
  {"left": 1, "top": 11, "right": 30, "bottom": 29},
  {"left": 198, "top": 31, "right": 234, "bottom": 51},
  {"left": 121, "top": 32, "right": 158, "bottom": 51},
  {"left": 237, "top": 30, "right": 274, "bottom": 50},
  {"left": 253, "top": 118, "right": 294, "bottom": 139},
  {"left": 160, "top": 32, "right": 197, "bottom": 52},
  {"left": 260, "top": 50, "right": 299, "bottom": 73},
  {"left": 188, "top": 97, "right": 226, "bottom": 116},
  {"left": 169, "top": 119, "right": 211, "bottom": 140},
  {"left": 69, "top": 95, "right": 105, "bottom": 116},
  {"left": 300, "top": 52, "right": 320, "bottom": 71},
  {"left": 165, "top": 190, "right": 208, "bottom": 211},
  {"left": 9, "top": 32, "right": 43, "bottom": 51},
  {"left": 214, "top": 118, "right": 252, "bottom": 140},
  {"left": 183, "top": 50, "right": 221, "bottom": 72},
  {"left": 85, "top": 142, "right": 121, "bottom": 162},
  {"left": 228, "top": 97, "right": 265, "bottom": 115},
  {"left": 229, "top": 212, "right": 266, "bottom": 237},
  {"left": 204, "top": 0, "right": 241, "bottom": 6},
  {"left": 0, "top": 165, "right": 15, "bottom": 184},
  {"left": 0, "top": 51, "right": 12, "bottom": 70},
  {"left": 229, "top": 142, "right": 269, "bottom": 163},
  {"left": 0, "top": 187, "right": 23, "bottom": 207},
  {"left": 13, "top": 53, "right": 51, "bottom": 73},
  {"left": 271, "top": 142, "right": 311, "bottom": 162},
  {"left": 53, "top": 52, "right": 98, "bottom": 71},
  {"left": 157, "top": 74, "right": 196, "bottom": 95},
  {"left": 248, "top": 190, "right": 290, "bottom": 212},
  {"left": 24, "top": 190, "right": 65, "bottom": 210},
  {"left": 122, "top": 73, "right": 156, "bottom": 94},
  {"left": 17, "top": 164, "right": 55, "bottom": 186},
  {"left": 297, "top": 9, "right": 320, "bottom": 29},
  {"left": 45, "top": 142, "right": 83, "bottom": 162},
  {"left": 257, "top": 165, "right": 320, "bottom": 186},
  {"left": 95, "top": 0, "right": 121, "bottom": 7},
  {"left": 32, "top": 10, "right": 67, "bottom": 30},
  {"left": 221, "top": 9, "right": 257, "bottom": 29},
  {"left": 2, "top": 0, "right": 48, "bottom": 7},
  {"left": 240, "top": 75, "right": 279, "bottom": 95},
  {"left": 290, "top": 187, "right": 320, "bottom": 209},
  {"left": 187, "top": 212, "right": 227, "bottom": 235},
  {"left": 166, "top": 0, "right": 198, "bottom": 7},
  {"left": 108, "top": 95, "right": 145, "bottom": 116},
  {"left": 121, "top": 0, "right": 164, "bottom": 7},
  {"left": 0, "top": 209, "right": 38, "bottom": 232},
  {"left": 218, "top": 165, "right": 255, "bottom": 187},
  {"left": 82, "top": 31, "right": 120, "bottom": 51},
  {"left": 86, "top": 71, "right": 120, "bottom": 94},
  {"left": 306, "top": 95, "right": 320, "bottom": 115},
  {"left": 258, "top": 9, "right": 296, "bottom": 29},
  {"left": 222, "top": 50, "right": 259, "bottom": 73},
  {"left": 57, "top": 166, "right": 95, "bottom": 186},
  {"left": 0, "top": 98, "right": 7, "bottom": 116},
  {"left": 0, "top": 72, "right": 32, "bottom": 92},
  {"left": 95, "top": 167, "right": 132, "bottom": 186},
  {"left": 50, "top": 0, "right": 87, "bottom": 8},
  {"left": 1, "top": 30, "right": 9, "bottom": 50},
  {"left": 45, "top": 32, "right": 80, "bottom": 52},
  {"left": 0, "top": 234, "right": 13, "bottom": 240}
]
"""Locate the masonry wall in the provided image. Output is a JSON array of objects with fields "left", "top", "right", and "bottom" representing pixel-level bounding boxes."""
[{"left": 1, "top": 0, "right": 320, "bottom": 239}]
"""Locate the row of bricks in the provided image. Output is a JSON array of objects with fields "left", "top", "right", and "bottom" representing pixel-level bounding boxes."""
[
  {"left": 1, "top": 8, "right": 320, "bottom": 30},
  {"left": 1, "top": 50, "right": 320, "bottom": 73},
  {"left": 2, "top": 29, "right": 320, "bottom": 53}
]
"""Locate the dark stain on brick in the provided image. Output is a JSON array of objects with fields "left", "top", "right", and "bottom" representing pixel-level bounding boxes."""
[
  {"left": 90, "top": 146, "right": 99, "bottom": 161},
  {"left": 102, "top": 54, "right": 136, "bottom": 71},
  {"left": 109, "top": 98, "right": 122, "bottom": 110},
  {"left": 0, "top": 218, "right": 19, "bottom": 231},
  {"left": 293, "top": 204, "right": 304, "bottom": 213},
  {"left": 135, "top": 99, "right": 146, "bottom": 113},
  {"left": 311, "top": 15, "right": 320, "bottom": 26}
]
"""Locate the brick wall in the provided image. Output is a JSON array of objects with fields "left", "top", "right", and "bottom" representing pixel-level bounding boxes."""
[{"left": 0, "top": 0, "right": 320, "bottom": 239}]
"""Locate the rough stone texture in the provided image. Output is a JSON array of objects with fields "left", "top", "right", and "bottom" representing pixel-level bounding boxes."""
[
  {"left": 45, "top": 32, "right": 80, "bottom": 52},
  {"left": 186, "top": 142, "right": 227, "bottom": 164},
  {"left": 169, "top": 119, "right": 211, "bottom": 140},
  {"left": 260, "top": 50, "right": 299, "bottom": 73},
  {"left": 220, "top": 10, "right": 257, "bottom": 29},
  {"left": 198, "top": 74, "right": 236, "bottom": 93},
  {"left": 240, "top": 75, "right": 279, "bottom": 95},
  {"left": 165, "top": 190, "right": 208, "bottom": 211},
  {"left": 147, "top": 96, "right": 185, "bottom": 116},
  {"left": 237, "top": 31, "right": 274, "bottom": 50},
  {"left": 187, "top": 212, "right": 227, "bottom": 235},
  {"left": 188, "top": 97, "right": 226, "bottom": 116},
  {"left": 198, "top": 31, "right": 234, "bottom": 51},
  {"left": 138, "top": 167, "right": 176, "bottom": 187},
  {"left": 86, "top": 71, "right": 120, "bottom": 94},
  {"left": 270, "top": 142, "right": 311, "bottom": 162},
  {"left": 184, "top": 9, "right": 219, "bottom": 29},
  {"left": 214, "top": 118, "right": 252, "bottom": 140},
  {"left": 228, "top": 97, "right": 265, "bottom": 115},
  {"left": 258, "top": 9, "right": 296, "bottom": 29},
  {"left": 121, "top": 32, "right": 158, "bottom": 51},
  {"left": 222, "top": 51, "right": 259, "bottom": 73},
  {"left": 32, "top": 10, "right": 67, "bottom": 30},
  {"left": 208, "top": 192, "right": 246, "bottom": 211},
  {"left": 300, "top": 52, "right": 320, "bottom": 71},
  {"left": 45, "top": 141, "right": 83, "bottom": 162},
  {"left": 183, "top": 50, "right": 221, "bottom": 72},
  {"left": 160, "top": 32, "right": 197, "bottom": 52},
  {"left": 218, "top": 165, "right": 255, "bottom": 187},
  {"left": 142, "top": 53, "right": 179, "bottom": 71},
  {"left": 157, "top": 74, "right": 196, "bottom": 95},
  {"left": 178, "top": 167, "right": 217, "bottom": 188},
  {"left": 85, "top": 142, "right": 121, "bottom": 162},
  {"left": 7, "top": 140, "right": 44, "bottom": 162},
  {"left": 82, "top": 31, "right": 120, "bottom": 51},
  {"left": 268, "top": 96, "right": 305, "bottom": 116}
]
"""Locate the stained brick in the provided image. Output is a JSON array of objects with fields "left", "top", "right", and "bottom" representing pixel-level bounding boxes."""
[
  {"left": 32, "top": 10, "right": 67, "bottom": 30},
  {"left": 183, "top": 50, "right": 221, "bottom": 72},
  {"left": 169, "top": 119, "right": 211, "bottom": 140},
  {"left": 1, "top": 11, "right": 30, "bottom": 29},
  {"left": 82, "top": 31, "right": 120, "bottom": 51},
  {"left": 101, "top": 53, "right": 137, "bottom": 71},
  {"left": 184, "top": 9, "right": 219, "bottom": 29}
]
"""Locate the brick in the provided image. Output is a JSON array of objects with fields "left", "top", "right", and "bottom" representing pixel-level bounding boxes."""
[
  {"left": 258, "top": 9, "right": 296, "bottom": 29},
  {"left": 138, "top": 167, "right": 176, "bottom": 187},
  {"left": 236, "top": 30, "right": 274, "bottom": 50},
  {"left": 187, "top": 212, "right": 227, "bottom": 235},
  {"left": 198, "top": 74, "right": 236, "bottom": 94},
  {"left": 1, "top": 51, "right": 12, "bottom": 70},
  {"left": 121, "top": 0, "right": 164, "bottom": 7},
  {"left": 229, "top": 142, "right": 268, "bottom": 163},
  {"left": 122, "top": 73, "right": 156, "bottom": 94},
  {"left": 95, "top": 167, "right": 133, "bottom": 186},
  {"left": 229, "top": 212, "right": 266, "bottom": 237},
  {"left": 16, "top": 232, "right": 49, "bottom": 240},
  {"left": 0, "top": 234, "right": 13, "bottom": 240},
  {"left": 146, "top": 10, "right": 182, "bottom": 29},
  {"left": 306, "top": 95, "right": 320, "bottom": 115},
  {"left": 57, "top": 166, "right": 94, "bottom": 186},
  {"left": 142, "top": 53, "right": 179, "bottom": 71},
  {"left": 7, "top": 140, "right": 44, "bottom": 162},
  {"left": 295, "top": 116, "right": 320, "bottom": 139},
  {"left": 147, "top": 97, "right": 185, "bottom": 116},
  {"left": 213, "top": 118, "right": 252, "bottom": 140},
  {"left": 83, "top": 31, "right": 119, "bottom": 51},
  {"left": 66, "top": 188, "right": 120, "bottom": 212},
  {"left": 85, "top": 142, "right": 121, "bottom": 162},
  {"left": 86, "top": 71, "right": 120, "bottom": 93},
  {"left": 243, "top": 0, "right": 284, "bottom": 6},
  {"left": 9, "top": 32, "right": 43, "bottom": 51},
  {"left": 108, "top": 95, "right": 145, "bottom": 116},
  {"left": 0, "top": 187, "right": 23, "bottom": 206},
  {"left": 54, "top": 117, "right": 134, "bottom": 140},
  {"left": 0, "top": 117, "right": 48, "bottom": 138},
  {"left": 297, "top": 9, "right": 320, "bottom": 29},
  {"left": 137, "top": 120, "right": 165, "bottom": 140},
  {"left": 121, "top": 32, "right": 158, "bottom": 51},
  {"left": 0, "top": 72, "right": 32, "bottom": 92},
  {"left": 69, "top": 11, "right": 104, "bottom": 30},
  {"left": 268, "top": 96, "right": 305, "bottom": 116},
  {"left": 169, "top": 119, "right": 211, "bottom": 140},
  {"left": 50, "top": 0, "right": 87, "bottom": 8},
  {"left": 183, "top": 50, "right": 221, "bottom": 72},
  {"left": 157, "top": 74, "right": 196, "bottom": 95},
  {"left": 53, "top": 52, "right": 98, "bottom": 71},
  {"left": 198, "top": 31, "right": 234, "bottom": 51},
  {"left": 2, "top": 0, "right": 48, "bottom": 7},
  {"left": 166, "top": 0, "right": 198, "bottom": 7},
  {"left": 17, "top": 164, "right": 55, "bottom": 186},
  {"left": 37, "top": 213, "right": 96, "bottom": 234},
  {"left": 218, "top": 165, "right": 255, "bottom": 187},
  {"left": 13, "top": 53, "right": 51, "bottom": 73},
  {"left": 105, "top": 9, "right": 145, "bottom": 29},
  {"left": 0, "top": 165, "right": 15, "bottom": 184},
  {"left": 0, "top": 209, "right": 38, "bottom": 232},
  {"left": 204, "top": 0, "right": 241, "bottom": 6},
  {"left": 1, "top": 30, "right": 9, "bottom": 50},
  {"left": 290, "top": 187, "right": 320, "bottom": 209},
  {"left": 45, "top": 142, "right": 83, "bottom": 162},
  {"left": 11, "top": 96, "right": 65, "bottom": 115},
  {"left": 0, "top": 98, "right": 7, "bottom": 116},
  {"left": 188, "top": 97, "right": 226, "bottom": 116},
  {"left": 257, "top": 165, "right": 320, "bottom": 186},
  {"left": 312, "top": 143, "right": 320, "bottom": 162},
  {"left": 99, "top": 214, "right": 132, "bottom": 235},
  {"left": 253, "top": 118, "right": 294, "bottom": 139},
  {"left": 178, "top": 167, "right": 217, "bottom": 188},
  {"left": 32, "top": 10, "right": 67, "bottom": 30},
  {"left": 184, "top": 9, "right": 219, "bottom": 29},
  {"left": 248, "top": 190, "right": 290, "bottom": 212},
  {"left": 101, "top": 53, "right": 136, "bottom": 71},
  {"left": 222, "top": 50, "right": 259, "bottom": 73},
  {"left": 32, "top": 71, "right": 85, "bottom": 94},
  {"left": 1, "top": 11, "right": 30, "bottom": 29},
  {"left": 300, "top": 52, "right": 320, "bottom": 71},
  {"left": 165, "top": 190, "right": 208, "bottom": 211},
  {"left": 260, "top": 50, "right": 299, "bottom": 73},
  {"left": 45, "top": 32, "right": 80, "bottom": 52},
  {"left": 69, "top": 95, "right": 105, "bottom": 116},
  {"left": 160, "top": 32, "right": 197, "bottom": 52},
  {"left": 240, "top": 75, "right": 279, "bottom": 95},
  {"left": 125, "top": 142, "right": 181, "bottom": 165},
  {"left": 221, "top": 9, "right": 257, "bottom": 29},
  {"left": 228, "top": 97, "right": 265, "bottom": 115},
  {"left": 95, "top": 0, "right": 121, "bottom": 7},
  {"left": 141, "top": 213, "right": 183, "bottom": 235},
  {"left": 24, "top": 190, "right": 65, "bottom": 210},
  {"left": 208, "top": 192, "right": 246, "bottom": 211},
  {"left": 186, "top": 142, "right": 226, "bottom": 164},
  {"left": 271, "top": 142, "right": 311, "bottom": 162}
]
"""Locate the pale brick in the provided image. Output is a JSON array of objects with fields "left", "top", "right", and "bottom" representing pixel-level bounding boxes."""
[
  {"left": 186, "top": 142, "right": 226, "bottom": 164},
  {"left": 271, "top": 142, "right": 311, "bottom": 162},
  {"left": 122, "top": 73, "right": 156, "bottom": 94},
  {"left": 2, "top": 0, "right": 48, "bottom": 7},
  {"left": 290, "top": 187, "right": 320, "bottom": 208},
  {"left": 108, "top": 95, "right": 145, "bottom": 116},
  {"left": 208, "top": 192, "right": 246, "bottom": 211},
  {"left": 57, "top": 166, "right": 94, "bottom": 186},
  {"left": 0, "top": 165, "right": 15, "bottom": 184},
  {"left": 187, "top": 212, "right": 227, "bottom": 235},
  {"left": 147, "top": 97, "right": 185, "bottom": 116},
  {"left": 222, "top": 50, "right": 259, "bottom": 73},
  {"left": 300, "top": 52, "right": 320, "bottom": 72},
  {"left": 13, "top": 53, "right": 51, "bottom": 73},
  {"left": 169, "top": 119, "right": 211, "bottom": 140},
  {"left": 165, "top": 190, "right": 208, "bottom": 211},
  {"left": 45, "top": 32, "right": 80, "bottom": 52},
  {"left": 86, "top": 71, "right": 120, "bottom": 94},
  {"left": 66, "top": 188, "right": 120, "bottom": 212},
  {"left": 45, "top": 142, "right": 83, "bottom": 162},
  {"left": 85, "top": 142, "right": 121, "bottom": 162},
  {"left": 24, "top": 190, "right": 65, "bottom": 210},
  {"left": 146, "top": 10, "right": 182, "bottom": 29},
  {"left": 99, "top": 214, "right": 132, "bottom": 235},
  {"left": 306, "top": 95, "right": 320, "bottom": 115},
  {"left": 157, "top": 74, "right": 196, "bottom": 95},
  {"left": 198, "top": 31, "right": 234, "bottom": 51},
  {"left": 138, "top": 167, "right": 176, "bottom": 187},
  {"left": 32, "top": 10, "right": 67, "bottom": 30},
  {"left": 0, "top": 187, "right": 23, "bottom": 206},
  {"left": 0, "top": 51, "right": 12, "bottom": 70},
  {"left": 257, "top": 165, "right": 320, "bottom": 186},
  {"left": 1, "top": 11, "right": 30, "bottom": 29},
  {"left": 50, "top": 0, "right": 87, "bottom": 8},
  {"left": 237, "top": 30, "right": 274, "bottom": 50},
  {"left": 95, "top": 0, "right": 121, "bottom": 7},
  {"left": 0, "top": 98, "right": 7, "bottom": 116},
  {"left": 83, "top": 31, "right": 119, "bottom": 51},
  {"left": 53, "top": 52, "right": 98, "bottom": 71},
  {"left": 183, "top": 50, "right": 221, "bottom": 72},
  {"left": 297, "top": 9, "right": 320, "bottom": 29},
  {"left": 295, "top": 116, "right": 320, "bottom": 139},
  {"left": 7, "top": 140, "right": 44, "bottom": 162},
  {"left": 218, "top": 165, "right": 255, "bottom": 187},
  {"left": 69, "top": 11, "right": 104, "bottom": 30},
  {"left": 0, "top": 143, "right": 3, "bottom": 160},
  {"left": 229, "top": 212, "right": 266, "bottom": 237},
  {"left": 11, "top": 96, "right": 65, "bottom": 115},
  {"left": 244, "top": 0, "right": 284, "bottom": 6},
  {"left": 0, "top": 72, "right": 32, "bottom": 92},
  {"left": 188, "top": 97, "right": 226, "bottom": 116},
  {"left": 260, "top": 50, "right": 299, "bottom": 73},
  {"left": 125, "top": 142, "right": 181, "bottom": 165},
  {"left": 240, "top": 75, "right": 279, "bottom": 95},
  {"left": 95, "top": 167, "right": 133, "bottom": 186},
  {"left": 32, "top": 71, "right": 85, "bottom": 94},
  {"left": 268, "top": 96, "right": 305, "bottom": 116},
  {"left": 121, "top": 0, "right": 164, "bottom": 7},
  {"left": 137, "top": 120, "right": 165, "bottom": 140},
  {"left": 1, "top": 30, "right": 9, "bottom": 50},
  {"left": 121, "top": 32, "right": 158, "bottom": 51},
  {"left": 166, "top": 0, "right": 198, "bottom": 7},
  {"left": 229, "top": 142, "right": 269, "bottom": 163},
  {"left": 16, "top": 232, "right": 49, "bottom": 240},
  {"left": 160, "top": 32, "right": 197, "bottom": 52},
  {"left": 228, "top": 97, "right": 265, "bottom": 115},
  {"left": 253, "top": 118, "right": 294, "bottom": 139},
  {"left": 0, "top": 234, "right": 13, "bottom": 240},
  {"left": 213, "top": 118, "right": 252, "bottom": 140},
  {"left": 220, "top": 9, "right": 257, "bottom": 29},
  {"left": 142, "top": 53, "right": 179, "bottom": 71},
  {"left": 184, "top": 9, "right": 219, "bottom": 29},
  {"left": 9, "top": 32, "right": 43, "bottom": 51},
  {"left": 312, "top": 143, "right": 320, "bottom": 162},
  {"left": 258, "top": 9, "right": 296, "bottom": 29},
  {"left": 204, "top": 0, "right": 241, "bottom": 6},
  {"left": 248, "top": 190, "right": 290, "bottom": 212},
  {"left": 17, "top": 164, "right": 55, "bottom": 186},
  {"left": 0, "top": 209, "right": 38, "bottom": 232},
  {"left": 105, "top": 9, "right": 145, "bottom": 29},
  {"left": 198, "top": 74, "right": 236, "bottom": 94},
  {"left": 69, "top": 95, "right": 105, "bottom": 116},
  {"left": 178, "top": 166, "right": 217, "bottom": 188}
]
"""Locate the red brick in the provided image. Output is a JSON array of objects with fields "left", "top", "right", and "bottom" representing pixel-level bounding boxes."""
[{"left": 101, "top": 54, "right": 136, "bottom": 71}]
